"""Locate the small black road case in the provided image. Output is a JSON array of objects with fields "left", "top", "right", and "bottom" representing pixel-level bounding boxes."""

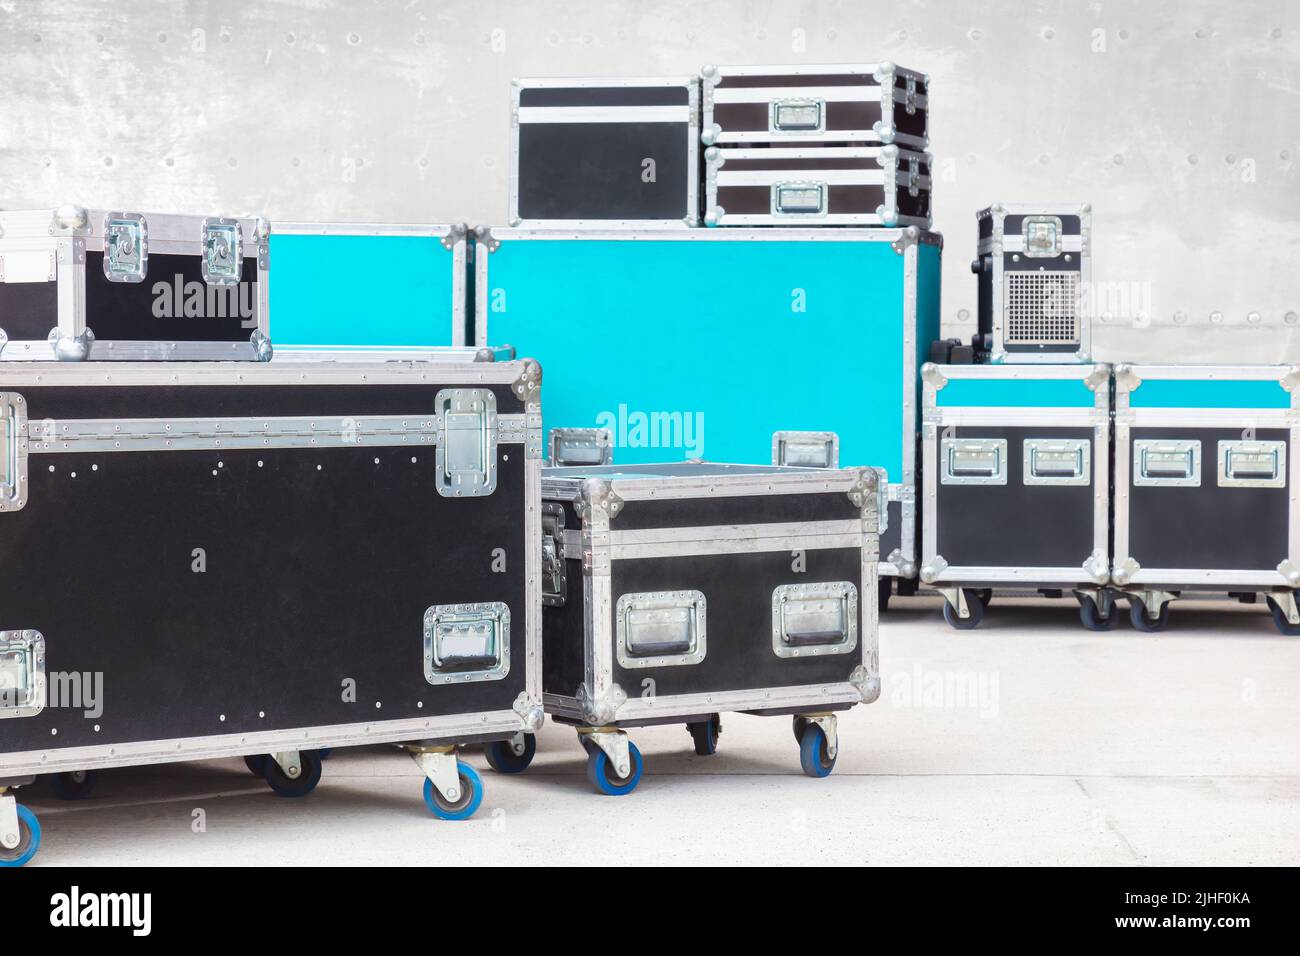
[
  {"left": 701, "top": 62, "right": 929, "bottom": 150},
  {"left": 0, "top": 355, "right": 544, "bottom": 865},
  {"left": 1111, "top": 363, "right": 1300, "bottom": 634},
  {"left": 537, "top": 462, "right": 882, "bottom": 795},
  {"left": 0, "top": 205, "right": 271, "bottom": 362},
  {"left": 919, "top": 363, "right": 1114, "bottom": 630},
  {"left": 510, "top": 76, "right": 700, "bottom": 227},
  {"left": 973, "top": 203, "right": 1092, "bottom": 363},
  {"left": 704, "top": 144, "right": 932, "bottom": 228}
]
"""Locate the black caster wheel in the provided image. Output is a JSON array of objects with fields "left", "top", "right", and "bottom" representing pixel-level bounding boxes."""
[
  {"left": 976, "top": 588, "right": 993, "bottom": 608},
  {"left": 878, "top": 578, "right": 892, "bottom": 613},
  {"left": 687, "top": 715, "right": 721, "bottom": 756},
  {"left": 1266, "top": 593, "right": 1300, "bottom": 636},
  {"left": 48, "top": 769, "right": 97, "bottom": 801},
  {"left": 484, "top": 734, "right": 537, "bottom": 774},
  {"left": 0, "top": 805, "right": 41, "bottom": 868},
  {"left": 262, "top": 751, "right": 323, "bottom": 798},
  {"left": 792, "top": 715, "right": 808, "bottom": 744},
  {"left": 942, "top": 589, "right": 985, "bottom": 629},
  {"left": 1128, "top": 596, "right": 1170, "bottom": 633},
  {"left": 585, "top": 740, "right": 643, "bottom": 796},
  {"left": 244, "top": 754, "right": 269, "bottom": 777},
  {"left": 423, "top": 765, "right": 484, "bottom": 820},
  {"left": 797, "top": 723, "right": 836, "bottom": 778},
  {"left": 1078, "top": 592, "right": 1118, "bottom": 632}
]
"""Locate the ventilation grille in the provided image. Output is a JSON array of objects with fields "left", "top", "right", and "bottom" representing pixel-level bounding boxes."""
[{"left": 1004, "top": 271, "right": 1080, "bottom": 346}]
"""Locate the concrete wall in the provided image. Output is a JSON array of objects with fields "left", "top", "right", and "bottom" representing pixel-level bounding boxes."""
[{"left": 2, "top": 0, "right": 1298, "bottom": 361}]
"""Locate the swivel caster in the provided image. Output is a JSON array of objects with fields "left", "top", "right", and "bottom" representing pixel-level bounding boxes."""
[
  {"left": 795, "top": 714, "right": 838, "bottom": 779},
  {"left": 484, "top": 732, "right": 537, "bottom": 774},
  {"left": 1266, "top": 591, "right": 1300, "bottom": 636},
  {"left": 1128, "top": 595, "right": 1171, "bottom": 633},
  {"left": 0, "top": 794, "right": 41, "bottom": 868},
  {"left": 262, "top": 750, "right": 323, "bottom": 798},
  {"left": 687, "top": 714, "right": 721, "bottom": 756},
  {"left": 1077, "top": 590, "right": 1119, "bottom": 632},
  {"left": 580, "top": 729, "right": 643, "bottom": 796},
  {"left": 941, "top": 588, "right": 985, "bottom": 629},
  {"left": 48, "top": 769, "right": 97, "bottom": 801},
  {"left": 244, "top": 754, "right": 269, "bottom": 777},
  {"left": 409, "top": 747, "right": 484, "bottom": 820}
]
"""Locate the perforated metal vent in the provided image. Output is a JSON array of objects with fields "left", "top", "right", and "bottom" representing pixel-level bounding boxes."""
[{"left": 1004, "top": 271, "right": 1080, "bottom": 346}]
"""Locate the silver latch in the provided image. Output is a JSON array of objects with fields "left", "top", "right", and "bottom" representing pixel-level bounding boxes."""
[
  {"left": 770, "top": 97, "right": 824, "bottom": 133},
  {"left": 1218, "top": 439, "right": 1286, "bottom": 488},
  {"left": 616, "top": 591, "right": 707, "bottom": 669},
  {"left": 435, "top": 388, "right": 498, "bottom": 497},
  {"left": 423, "top": 602, "right": 510, "bottom": 684},
  {"left": 541, "top": 503, "right": 567, "bottom": 607},
  {"left": 907, "top": 155, "right": 921, "bottom": 197},
  {"left": 1134, "top": 439, "right": 1200, "bottom": 486},
  {"left": 103, "top": 212, "right": 147, "bottom": 283},
  {"left": 1023, "top": 438, "right": 1090, "bottom": 485},
  {"left": 904, "top": 73, "right": 918, "bottom": 115},
  {"left": 772, "top": 430, "right": 839, "bottom": 468},
  {"left": 0, "top": 392, "right": 29, "bottom": 513},
  {"left": 201, "top": 216, "right": 244, "bottom": 286},
  {"left": 772, "top": 582, "right": 859, "bottom": 658},
  {"left": 548, "top": 427, "right": 612, "bottom": 467},
  {"left": 772, "top": 182, "right": 826, "bottom": 216},
  {"left": 941, "top": 437, "right": 1008, "bottom": 485},
  {"left": 0, "top": 630, "right": 46, "bottom": 719}
]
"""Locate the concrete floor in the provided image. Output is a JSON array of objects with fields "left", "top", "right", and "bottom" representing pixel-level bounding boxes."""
[{"left": 19, "top": 595, "right": 1300, "bottom": 866}]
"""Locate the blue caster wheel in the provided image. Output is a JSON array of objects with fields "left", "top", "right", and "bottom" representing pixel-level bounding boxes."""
[
  {"left": 687, "top": 715, "right": 721, "bottom": 756},
  {"left": 423, "top": 764, "right": 484, "bottom": 820},
  {"left": 798, "top": 724, "right": 836, "bottom": 779},
  {"left": 1267, "top": 593, "right": 1300, "bottom": 636},
  {"left": 0, "top": 805, "right": 41, "bottom": 867},
  {"left": 586, "top": 741, "right": 643, "bottom": 796},
  {"left": 1128, "top": 596, "right": 1170, "bottom": 633},
  {"left": 1078, "top": 592, "right": 1118, "bottom": 632},
  {"left": 262, "top": 751, "right": 323, "bottom": 798},
  {"left": 942, "top": 589, "right": 985, "bottom": 630},
  {"left": 484, "top": 734, "right": 536, "bottom": 774},
  {"left": 49, "top": 769, "right": 97, "bottom": 801},
  {"left": 244, "top": 754, "right": 269, "bottom": 777}
]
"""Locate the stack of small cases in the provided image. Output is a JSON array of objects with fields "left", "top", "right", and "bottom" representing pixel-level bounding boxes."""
[{"left": 509, "top": 62, "right": 932, "bottom": 230}]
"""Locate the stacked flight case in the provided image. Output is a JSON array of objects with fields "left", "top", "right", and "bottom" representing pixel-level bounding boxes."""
[
  {"left": 0, "top": 206, "right": 545, "bottom": 867},
  {"left": 538, "top": 462, "right": 883, "bottom": 793}
]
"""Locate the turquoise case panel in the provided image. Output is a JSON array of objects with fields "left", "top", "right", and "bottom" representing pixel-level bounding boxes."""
[
  {"left": 1128, "top": 377, "right": 1291, "bottom": 410},
  {"left": 936, "top": 377, "right": 1097, "bottom": 408},
  {"left": 268, "top": 234, "right": 457, "bottom": 348},
  {"left": 486, "top": 237, "right": 931, "bottom": 482}
]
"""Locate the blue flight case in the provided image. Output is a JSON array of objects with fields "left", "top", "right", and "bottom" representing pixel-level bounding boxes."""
[
  {"left": 474, "top": 225, "right": 942, "bottom": 578},
  {"left": 267, "top": 222, "right": 469, "bottom": 354}
]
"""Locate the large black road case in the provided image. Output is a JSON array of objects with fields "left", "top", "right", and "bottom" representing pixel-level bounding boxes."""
[
  {"left": 0, "top": 356, "right": 543, "bottom": 866},
  {"left": 0, "top": 205, "right": 270, "bottom": 362},
  {"left": 536, "top": 462, "right": 882, "bottom": 795},
  {"left": 510, "top": 76, "right": 700, "bottom": 227},
  {"left": 1111, "top": 363, "right": 1300, "bottom": 634},
  {"left": 919, "top": 363, "right": 1114, "bottom": 630}
]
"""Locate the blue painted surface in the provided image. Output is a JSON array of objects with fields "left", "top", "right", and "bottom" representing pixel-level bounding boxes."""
[
  {"left": 936, "top": 376, "right": 1097, "bottom": 408},
  {"left": 1129, "top": 377, "right": 1291, "bottom": 409},
  {"left": 485, "top": 236, "right": 935, "bottom": 482},
  {"left": 268, "top": 233, "right": 458, "bottom": 348}
]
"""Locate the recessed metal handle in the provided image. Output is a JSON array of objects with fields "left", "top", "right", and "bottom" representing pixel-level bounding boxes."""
[
  {"left": 1218, "top": 440, "right": 1286, "bottom": 488},
  {"left": 772, "top": 582, "right": 858, "bottom": 658},
  {"left": 616, "top": 591, "right": 707, "bottom": 668},
  {"left": 772, "top": 182, "right": 826, "bottom": 216},
  {"left": 0, "top": 629, "right": 46, "bottom": 719},
  {"left": 423, "top": 602, "right": 510, "bottom": 684},
  {"left": 0, "top": 392, "right": 29, "bottom": 513},
  {"left": 1134, "top": 439, "right": 1200, "bottom": 486},
  {"left": 548, "top": 427, "right": 612, "bottom": 467},
  {"left": 1024, "top": 438, "right": 1090, "bottom": 485},
  {"left": 772, "top": 430, "right": 839, "bottom": 468},
  {"left": 941, "top": 438, "right": 1007, "bottom": 485},
  {"left": 770, "top": 97, "right": 824, "bottom": 132},
  {"left": 435, "top": 388, "right": 498, "bottom": 497}
]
